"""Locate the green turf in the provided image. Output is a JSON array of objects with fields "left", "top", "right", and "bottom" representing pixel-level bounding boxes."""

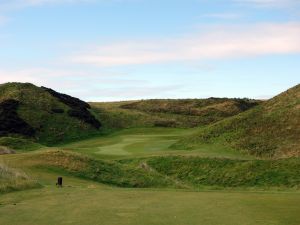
[
  {"left": 62, "top": 127, "right": 252, "bottom": 160},
  {"left": 0, "top": 183, "right": 299, "bottom": 225}
]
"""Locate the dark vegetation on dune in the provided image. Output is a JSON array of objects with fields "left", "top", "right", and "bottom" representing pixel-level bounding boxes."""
[
  {"left": 42, "top": 87, "right": 101, "bottom": 129},
  {"left": 0, "top": 99, "right": 35, "bottom": 137},
  {"left": 0, "top": 83, "right": 102, "bottom": 145}
]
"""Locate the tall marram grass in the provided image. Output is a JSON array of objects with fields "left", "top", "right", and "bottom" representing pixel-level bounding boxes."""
[{"left": 0, "top": 163, "right": 39, "bottom": 193}]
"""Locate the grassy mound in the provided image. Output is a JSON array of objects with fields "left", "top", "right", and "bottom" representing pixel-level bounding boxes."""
[
  {"left": 0, "top": 82, "right": 101, "bottom": 144},
  {"left": 174, "top": 84, "right": 300, "bottom": 158},
  {"left": 34, "top": 150, "right": 176, "bottom": 188},
  {"left": 145, "top": 156, "right": 300, "bottom": 189},
  {"left": 92, "top": 98, "right": 260, "bottom": 130},
  {"left": 0, "top": 163, "right": 39, "bottom": 193},
  {"left": 0, "top": 137, "right": 43, "bottom": 152}
]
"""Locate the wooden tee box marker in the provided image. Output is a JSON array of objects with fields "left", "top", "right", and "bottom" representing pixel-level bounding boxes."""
[{"left": 56, "top": 177, "right": 63, "bottom": 187}]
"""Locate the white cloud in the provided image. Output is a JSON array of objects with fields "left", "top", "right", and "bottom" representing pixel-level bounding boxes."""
[
  {"left": 0, "top": 67, "right": 168, "bottom": 101},
  {"left": 0, "top": 67, "right": 130, "bottom": 85},
  {"left": 232, "top": 0, "right": 300, "bottom": 7},
  {"left": 80, "top": 84, "right": 183, "bottom": 101},
  {"left": 69, "top": 22, "right": 300, "bottom": 67}
]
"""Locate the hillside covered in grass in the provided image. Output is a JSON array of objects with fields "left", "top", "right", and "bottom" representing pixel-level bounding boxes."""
[
  {"left": 174, "top": 84, "right": 300, "bottom": 158},
  {"left": 0, "top": 83, "right": 101, "bottom": 145},
  {"left": 145, "top": 156, "right": 300, "bottom": 188},
  {"left": 92, "top": 98, "right": 260, "bottom": 130}
]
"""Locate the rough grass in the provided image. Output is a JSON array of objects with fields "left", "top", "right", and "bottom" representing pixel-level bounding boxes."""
[
  {"left": 0, "top": 137, "right": 43, "bottom": 152},
  {"left": 0, "top": 162, "right": 39, "bottom": 193},
  {"left": 174, "top": 84, "right": 300, "bottom": 158},
  {"left": 33, "top": 150, "right": 176, "bottom": 188},
  {"left": 0, "top": 146, "right": 15, "bottom": 154},
  {"left": 120, "top": 98, "right": 259, "bottom": 117},
  {"left": 143, "top": 156, "right": 300, "bottom": 189},
  {"left": 91, "top": 98, "right": 260, "bottom": 131}
]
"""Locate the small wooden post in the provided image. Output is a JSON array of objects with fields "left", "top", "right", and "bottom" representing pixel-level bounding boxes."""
[{"left": 56, "top": 177, "right": 63, "bottom": 187}]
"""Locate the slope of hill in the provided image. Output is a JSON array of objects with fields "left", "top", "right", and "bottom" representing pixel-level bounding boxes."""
[
  {"left": 144, "top": 156, "right": 300, "bottom": 188},
  {"left": 91, "top": 98, "right": 260, "bottom": 130},
  {"left": 0, "top": 82, "right": 101, "bottom": 145},
  {"left": 174, "top": 84, "right": 300, "bottom": 158}
]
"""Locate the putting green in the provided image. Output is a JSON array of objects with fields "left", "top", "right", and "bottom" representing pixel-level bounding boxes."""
[{"left": 63, "top": 128, "right": 252, "bottom": 159}]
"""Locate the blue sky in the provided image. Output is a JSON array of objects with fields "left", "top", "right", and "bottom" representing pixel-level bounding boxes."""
[{"left": 0, "top": 0, "right": 299, "bottom": 101}]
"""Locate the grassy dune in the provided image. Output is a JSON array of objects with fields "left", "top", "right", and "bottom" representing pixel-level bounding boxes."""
[
  {"left": 174, "top": 84, "right": 300, "bottom": 158},
  {"left": 0, "top": 83, "right": 101, "bottom": 144},
  {"left": 146, "top": 156, "right": 300, "bottom": 189},
  {"left": 91, "top": 98, "right": 260, "bottom": 131}
]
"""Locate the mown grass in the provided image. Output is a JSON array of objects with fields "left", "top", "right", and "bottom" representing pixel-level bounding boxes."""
[
  {"left": 62, "top": 127, "right": 251, "bottom": 160},
  {"left": 1, "top": 186, "right": 300, "bottom": 225}
]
